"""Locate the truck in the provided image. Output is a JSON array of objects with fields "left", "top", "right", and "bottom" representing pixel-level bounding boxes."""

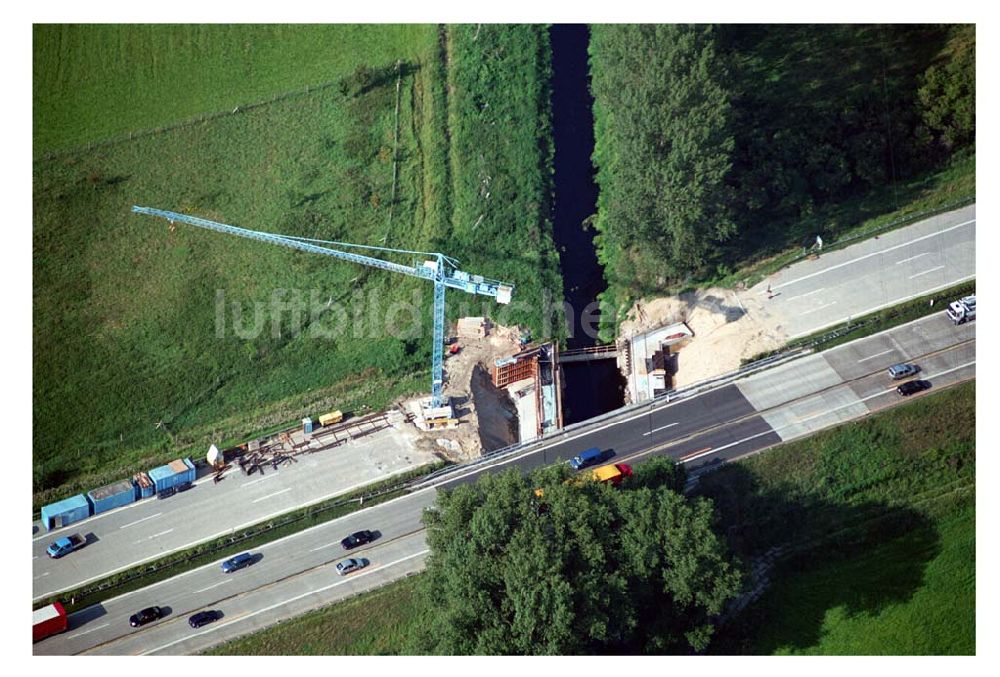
[
  {"left": 46, "top": 533, "right": 86, "bottom": 559},
  {"left": 946, "top": 295, "right": 976, "bottom": 325},
  {"left": 33, "top": 602, "right": 68, "bottom": 642},
  {"left": 536, "top": 463, "right": 634, "bottom": 498}
]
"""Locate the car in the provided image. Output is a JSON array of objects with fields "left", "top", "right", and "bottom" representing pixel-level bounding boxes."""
[
  {"left": 221, "top": 552, "right": 255, "bottom": 573},
  {"left": 188, "top": 610, "right": 221, "bottom": 628},
  {"left": 887, "top": 363, "right": 920, "bottom": 380},
  {"left": 897, "top": 379, "right": 931, "bottom": 396},
  {"left": 340, "top": 530, "right": 375, "bottom": 550},
  {"left": 335, "top": 558, "right": 367, "bottom": 575},
  {"left": 568, "top": 447, "right": 611, "bottom": 471},
  {"left": 129, "top": 606, "right": 162, "bottom": 628}
]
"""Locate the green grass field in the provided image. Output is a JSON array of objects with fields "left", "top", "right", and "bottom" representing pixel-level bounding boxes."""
[
  {"left": 33, "top": 25, "right": 434, "bottom": 153},
  {"left": 33, "top": 25, "right": 561, "bottom": 510},
  {"left": 208, "top": 380, "right": 975, "bottom": 655}
]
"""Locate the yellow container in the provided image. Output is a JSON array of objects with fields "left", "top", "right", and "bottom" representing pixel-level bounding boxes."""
[{"left": 319, "top": 410, "right": 344, "bottom": 427}]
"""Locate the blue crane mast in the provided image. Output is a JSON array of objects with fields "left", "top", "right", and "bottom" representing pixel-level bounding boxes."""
[{"left": 131, "top": 206, "right": 514, "bottom": 408}]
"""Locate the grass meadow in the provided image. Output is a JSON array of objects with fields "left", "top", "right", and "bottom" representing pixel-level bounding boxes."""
[{"left": 33, "top": 25, "right": 562, "bottom": 508}]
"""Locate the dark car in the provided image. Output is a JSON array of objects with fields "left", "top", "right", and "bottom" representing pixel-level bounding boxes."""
[
  {"left": 897, "top": 379, "right": 931, "bottom": 396},
  {"left": 568, "top": 447, "right": 612, "bottom": 471},
  {"left": 221, "top": 552, "right": 254, "bottom": 573},
  {"left": 887, "top": 363, "right": 920, "bottom": 380},
  {"left": 129, "top": 606, "right": 162, "bottom": 628},
  {"left": 188, "top": 610, "right": 220, "bottom": 629},
  {"left": 335, "top": 558, "right": 367, "bottom": 576},
  {"left": 340, "top": 530, "right": 375, "bottom": 550}
]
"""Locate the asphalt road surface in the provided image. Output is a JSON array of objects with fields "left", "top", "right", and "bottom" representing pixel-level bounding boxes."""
[
  {"left": 32, "top": 411, "right": 435, "bottom": 601},
  {"left": 753, "top": 204, "right": 975, "bottom": 338},
  {"left": 36, "top": 312, "right": 974, "bottom": 655}
]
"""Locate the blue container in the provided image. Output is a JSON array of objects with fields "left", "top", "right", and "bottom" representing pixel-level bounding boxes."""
[
  {"left": 40, "top": 495, "right": 91, "bottom": 531},
  {"left": 134, "top": 472, "right": 154, "bottom": 499},
  {"left": 303, "top": 417, "right": 313, "bottom": 434},
  {"left": 148, "top": 458, "right": 196, "bottom": 493},
  {"left": 86, "top": 479, "right": 137, "bottom": 515}
]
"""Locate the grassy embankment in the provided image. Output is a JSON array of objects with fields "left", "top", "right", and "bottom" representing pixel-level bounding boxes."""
[
  {"left": 33, "top": 24, "right": 562, "bottom": 510},
  {"left": 209, "top": 380, "right": 975, "bottom": 655}
]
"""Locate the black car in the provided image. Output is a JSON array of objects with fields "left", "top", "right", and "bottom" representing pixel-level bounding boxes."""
[
  {"left": 897, "top": 379, "right": 931, "bottom": 396},
  {"left": 188, "top": 610, "right": 220, "bottom": 628},
  {"left": 340, "top": 530, "right": 375, "bottom": 550},
  {"left": 129, "top": 606, "right": 162, "bottom": 628}
]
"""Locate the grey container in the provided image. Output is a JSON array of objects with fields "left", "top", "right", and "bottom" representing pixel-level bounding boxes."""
[
  {"left": 40, "top": 494, "right": 91, "bottom": 531},
  {"left": 86, "top": 479, "right": 137, "bottom": 515},
  {"left": 148, "top": 458, "right": 196, "bottom": 493}
]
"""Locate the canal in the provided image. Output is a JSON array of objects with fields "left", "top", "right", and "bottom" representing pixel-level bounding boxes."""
[{"left": 549, "top": 24, "right": 626, "bottom": 425}]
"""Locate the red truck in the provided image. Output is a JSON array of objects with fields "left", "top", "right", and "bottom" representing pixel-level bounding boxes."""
[{"left": 33, "top": 602, "right": 68, "bottom": 642}]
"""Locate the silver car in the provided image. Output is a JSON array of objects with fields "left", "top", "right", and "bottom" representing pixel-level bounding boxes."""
[
  {"left": 335, "top": 558, "right": 366, "bottom": 576},
  {"left": 887, "top": 363, "right": 919, "bottom": 380}
]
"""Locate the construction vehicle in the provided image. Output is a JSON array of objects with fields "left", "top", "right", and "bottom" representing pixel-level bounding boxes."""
[
  {"left": 132, "top": 207, "right": 514, "bottom": 408},
  {"left": 33, "top": 602, "right": 68, "bottom": 642},
  {"left": 946, "top": 294, "right": 976, "bottom": 325},
  {"left": 46, "top": 533, "right": 86, "bottom": 559}
]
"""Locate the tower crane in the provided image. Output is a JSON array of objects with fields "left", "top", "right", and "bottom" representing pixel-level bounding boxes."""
[{"left": 132, "top": 206, "right": 514, "bottom": 409}]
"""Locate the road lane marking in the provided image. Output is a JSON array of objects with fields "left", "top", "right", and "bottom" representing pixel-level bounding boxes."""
[
  {"left": 772, "top": 218, "right": 975, "bottom": 290},
  {"left": 910, "top": 265, "right": 945, "bottom": 279},
  {"left": 67, "top": 623, "right": 109, "bottom": 640},
  {"left": 642, "top": 422, "right": 679, "bottom": 436},
  {"left": 679, "top": 447, "right": 712, "bottom": 461},
  {"left": 858, "top": 349, "right": 894, "bottom": 363},
  {"left": 32, "top": 555, "right": 38, "bottom": 560},
  {"left": 896, "top": 252, "right": 929, "bottom": 265},
  {"left": 242, "top": 474, "right": 280, "bottom": 488},
  {"left": 34, "top": 572, "right": 50, "bottom": 580},
  {"left": 787, "top": 274, "right": 976, "bottom": 339},
  {"left": 784, "top": 288, "right": 826, "bottom": 302},
  {"left": 140, "top": 548, "right": 430, "bottom": 656},
  {"left": 119, "top": 513, "right": 162, "bottom": 530},
  {"left": 801, "top": 301, "right": 837, "bottom": 315},
  {"left": 194, "top": 579, "right": 234, "bottom": 594},
  {"left": 310, "top": 542, "right": 341, "bottom": 552},
  {"left": 251, "top": 488, "right": 292, "bottom": 504}
]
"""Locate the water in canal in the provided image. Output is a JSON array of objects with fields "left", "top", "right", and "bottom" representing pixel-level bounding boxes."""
[{"left": 549, "top": 24, "right": 626, "bottom": 425}]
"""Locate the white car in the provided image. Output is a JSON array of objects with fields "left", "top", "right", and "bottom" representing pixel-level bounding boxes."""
[{"left": 336, "top": 558, "right": 367, "bottom": 575}]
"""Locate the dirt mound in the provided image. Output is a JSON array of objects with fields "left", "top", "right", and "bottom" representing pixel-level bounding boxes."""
[{"left": 620, "top": 287, "right": 788, "bottom": 389}]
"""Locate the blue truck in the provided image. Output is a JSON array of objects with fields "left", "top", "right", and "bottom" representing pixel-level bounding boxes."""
[{"left": 46, "top": 533, "right": 86, "bottom": 558}]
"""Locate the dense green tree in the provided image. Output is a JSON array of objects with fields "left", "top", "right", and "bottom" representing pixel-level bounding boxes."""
[
  {"left": 590, "top": 24, "right": 736, "bottom": 294},
  {"left": 412, "top": 462, "right": 741, "bottom": 654},
  {"left": 917, "top": 28, "right": 975, "bottom": 151}
]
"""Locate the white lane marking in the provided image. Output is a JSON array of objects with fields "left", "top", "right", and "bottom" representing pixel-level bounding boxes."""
[
  {"left": 310, "top": 542, "right": 341, "bottom": 552},
  {"left": 194, "top": 579, "right": 234, "bottom": 594},
  {"left": 66, "top": 623, "right": 109, "bottom": 640},
  {"left": 801, "top": 301, "right": 837, "bottom": 315},
  {"left": 251, "top": 488, "right": 292, "bottom": 504},
  {"left": 787, "top": 274, "right": 976, "bottom": 339},
  {"left": 119, "top": 513, "right": 162, "bottom": 530},
  {"left": 141, "top": 548, "right": 430, "bottom": 655},
  {"left": 242, "top": 474, "right": 280, "bottom": 488},
  {"left": 32, "top": 556, "right": 38, "bottom": 560},
  {"left": 642, "top": 422, "right": 679, "bottom": 436},
  {"left": 135, "top": 529, "right": 174, "bottom": 544},
  {"left": 896, "top": 252, "right": 929, "bottom": 265},
  {"left": 858, "top": 349, "right": 894, "bottom": 363},
  {"left": 910, "top": 265, "right": 945, "bottom": 279},
  {"left": 784, "top": 288, "right": 826, "bottom": 302},
  {"left": 34, "top": 572, "right": 50, "bottom": 580},
  {"left": 772, "top": 218, "right": 975, "bottom": 290}
]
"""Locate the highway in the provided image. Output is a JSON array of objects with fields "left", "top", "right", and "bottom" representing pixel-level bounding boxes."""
[
  {"left": 32, "top": 410, "right": 435, "bottom": 601},
  {"left": 35, "top": 310, "right": 974, "bottom": 655},
  {"left": 751, "top": 204, "right": 975, "bottom": 338}
]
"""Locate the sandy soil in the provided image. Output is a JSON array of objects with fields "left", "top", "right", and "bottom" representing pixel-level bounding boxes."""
[
  {"left": 398, "top": 321, "right": 523, "bottom": 462},
  {"left": 619, "top": 286, "right": 789, "bottom": 389}
]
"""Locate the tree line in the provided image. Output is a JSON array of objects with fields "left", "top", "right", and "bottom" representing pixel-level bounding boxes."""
[{"left": 589, "top": 24, "right": 975, "bottom": 332}]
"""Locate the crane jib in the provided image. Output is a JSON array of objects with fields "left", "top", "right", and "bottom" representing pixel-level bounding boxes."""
[{"left": 131, "top": 206, "right": 514, "bottom": 406}]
